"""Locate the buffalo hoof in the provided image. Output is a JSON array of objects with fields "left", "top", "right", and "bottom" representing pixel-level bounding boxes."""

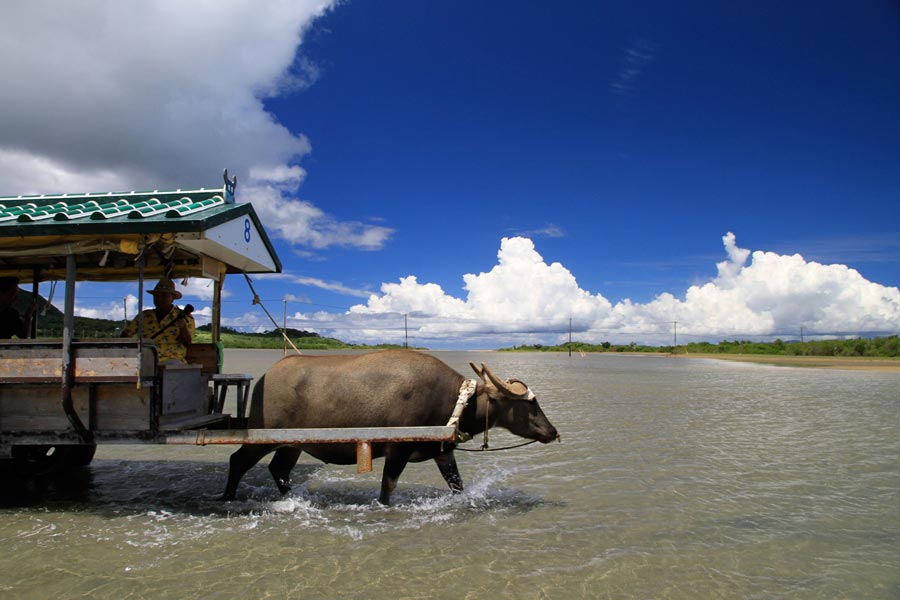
[{"left": 274, "top": 478, "right": 291, "bottom": 496}]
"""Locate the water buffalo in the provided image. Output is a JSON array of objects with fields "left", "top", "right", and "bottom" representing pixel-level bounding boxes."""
[{"left": 221, "top": 350, "right": 558, "bottom": 504}]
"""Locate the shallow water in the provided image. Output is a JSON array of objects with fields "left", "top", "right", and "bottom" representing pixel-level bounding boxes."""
[{"left": 1, "top": 350, "right": 898, "bottom": 599}]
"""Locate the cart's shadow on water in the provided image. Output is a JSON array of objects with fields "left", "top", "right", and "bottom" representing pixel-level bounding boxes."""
[
  {"left": 0, "top": 461, "right": 98, "bottom": 507},
  {"left": 0, "top": 458, "right": 321, "bottom": 511}
]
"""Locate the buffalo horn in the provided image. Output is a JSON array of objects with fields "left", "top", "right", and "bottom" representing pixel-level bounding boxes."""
[
  {"left": 469, "top": 362, "right": 485, "bottom": 380},
  {"left": 480, "top": 363, "right": 533, "bottom": 400}
]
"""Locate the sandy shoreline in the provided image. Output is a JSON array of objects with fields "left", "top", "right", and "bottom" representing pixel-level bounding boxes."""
[{"left": 673, "top": 353, "right": 900, "bottom": 373}]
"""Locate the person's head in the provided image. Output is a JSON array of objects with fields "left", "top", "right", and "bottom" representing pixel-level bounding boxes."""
[
  {"left": 0, "top": 276, "right": 20, "bottom": 307},
  {"left": 148, "top": 278, "right": 182, "bottom": 310}
]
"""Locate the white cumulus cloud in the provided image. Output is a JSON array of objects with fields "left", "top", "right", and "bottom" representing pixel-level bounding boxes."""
[
  {"left": 351, "top": 237, "right": 612, "bottom": 330},
  {"left": 0, "top": 0, "right": 391, "bottom": 252},
  {"left": 337, "top": 234, "right": 900, "bottom": 347},
  {"left": 245, "top": 178, "right": 394, "bottom": 250},
  {"left": 178, "top": 278, "right": 225, "bottom": 302},
  {"left": 670, "top": 233, "right": 900, "bottom": 338}
]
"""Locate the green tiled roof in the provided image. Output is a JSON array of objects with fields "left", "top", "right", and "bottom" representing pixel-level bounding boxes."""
[{"left": 0, "top": 188, "right": 228, "bottom": 228}]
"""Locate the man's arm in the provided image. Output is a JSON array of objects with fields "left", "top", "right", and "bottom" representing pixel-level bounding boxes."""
[
  {"left": 176, "top": 315, "right": 194, "bottom": 346},
  {"left": 16, "top": 303, "right": 35, "bottom": 339}
]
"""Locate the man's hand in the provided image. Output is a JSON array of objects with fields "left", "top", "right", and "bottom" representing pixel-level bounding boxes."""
[{"left": 177, "top": 318, "right": 192, "bottom": 345}]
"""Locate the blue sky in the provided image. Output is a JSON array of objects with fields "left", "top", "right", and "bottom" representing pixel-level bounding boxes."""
[
  {"left": 282, "top": 1, "right": 899, "bottom": 298},
  {"left": 1, "top": 1, "right": 899, "bottom": 347}
]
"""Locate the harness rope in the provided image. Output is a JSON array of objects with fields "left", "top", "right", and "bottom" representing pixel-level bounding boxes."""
[{"left": 447, "top": 379, "right": 543, "bottom": 452}]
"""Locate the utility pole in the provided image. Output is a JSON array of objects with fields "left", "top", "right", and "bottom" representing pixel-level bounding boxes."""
[
  {"left": 404, "top": 313, "right": 408, "bottom": 348},
  {"left": 800, "top": 326, "right": 804, "bottom": 343},
  {"left": 123, "top": 297, "right": 128, "bottom": 324},
  {"left": 672, "top": 321, "right": 678, "bottom": 353},
  {"left": 568, "top": 317, "right": 572, "bottom": 357}
]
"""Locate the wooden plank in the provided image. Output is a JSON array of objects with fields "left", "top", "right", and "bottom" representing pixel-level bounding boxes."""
[
  {"left": 74, "top": 356, "right": 140, "bottom": 381},
  {"left": 0, "top": 352, "right": 144, "bottom": 382},
  {"left": 0, "top": 340, "right": 157, "bottom": 382},
  {"left": 186, "top": 343, "right": 219, "bottom": 375},
  {"left": 161, "top": 364, "right": 206, "bottom": 416},
  {"left": 0, "top": 386, "right": 89, "bottom": 430},
  {"left": 0, "top": 383, "right": 152, "bottom": 432},
  {"left": 165, "top": 426, "right": 457, "bottom": 446},
  {"left": 92, "top": 384, "right": 152, "bottom": 430},
  {"left": 0, "top": 358, "right": 61, "bottom": 380}
]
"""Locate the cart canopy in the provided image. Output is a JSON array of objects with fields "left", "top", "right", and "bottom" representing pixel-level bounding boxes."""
[{"left": 0, "top": 178, "right": 281, "bottom": 282}]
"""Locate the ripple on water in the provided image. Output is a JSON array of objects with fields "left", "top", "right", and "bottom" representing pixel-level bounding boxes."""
[{"left": 2, "top": 354, "right": 899, "bottom": 600}]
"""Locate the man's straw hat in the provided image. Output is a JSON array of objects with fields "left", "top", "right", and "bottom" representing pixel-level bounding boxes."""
[{"left": 148, "top": 279, "right": 182, "bottom": 299}]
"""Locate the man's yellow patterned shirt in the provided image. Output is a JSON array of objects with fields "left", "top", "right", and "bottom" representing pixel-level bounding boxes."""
[{"left": 122, "top": 308, "right": 195, "bottom": 363}]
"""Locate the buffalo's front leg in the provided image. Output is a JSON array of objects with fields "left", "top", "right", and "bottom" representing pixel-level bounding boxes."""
[
  {"left": 378, "top": 448, "right": 412, "bottom": 505},
  {"left": 268, "top": 446, "right": 302, "bottom": 495},
  {"left": 221, "top": 444, "right": 276, "bottom": 500},
  {"left": 434, "top": 451, "right": 464, "bottom": 493}
]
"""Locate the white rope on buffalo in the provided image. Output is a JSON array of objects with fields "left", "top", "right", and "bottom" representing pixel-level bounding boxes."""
[{"left": 447, "top": 378, "right": 477, "bottom": 442}]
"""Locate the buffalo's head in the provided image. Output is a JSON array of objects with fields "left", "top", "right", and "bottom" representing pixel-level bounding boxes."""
[{"left": 469, "top": 362, "right": 559, "bottom": 443}]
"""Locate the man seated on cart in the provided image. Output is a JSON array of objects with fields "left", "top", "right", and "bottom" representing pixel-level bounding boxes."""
[
  {"left": 121, "top": 279, "right": 195, "bottom": 363},
  {"left": 0, "top": 276, "right": 35, "bottom": 339}
]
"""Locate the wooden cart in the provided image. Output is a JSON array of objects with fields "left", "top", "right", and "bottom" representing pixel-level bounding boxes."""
[{"left": 0, "top": 172, "right": 454, "bottom": 478}]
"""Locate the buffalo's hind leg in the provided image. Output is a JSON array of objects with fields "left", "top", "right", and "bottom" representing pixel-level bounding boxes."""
[
  {"left": 221, "top": 443, "right": 276, "bottom": 500},
  {"left": 268, "top": 446, "right": 302, "bottom": 496},
  {"left": 434, "top": 451, "right": 464, "bottom": 494}
]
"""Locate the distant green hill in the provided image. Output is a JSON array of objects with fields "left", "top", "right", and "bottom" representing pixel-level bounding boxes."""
[
  {"left": 12, "top": 290, "right": 406, "bottom": 349},
  {"left": 193, "top": 324, "right": 407, "bottom": 350},
  {"left": 14, "top": 290, "right": 123, "bottom": 338}
]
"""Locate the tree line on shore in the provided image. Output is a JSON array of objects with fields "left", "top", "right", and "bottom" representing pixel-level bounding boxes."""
[
  {"left": 192, "top": 325, "right": 406, "bottom": 350},
  {"left": 502, "top": 336, "right": 900, "bottom": 358}
]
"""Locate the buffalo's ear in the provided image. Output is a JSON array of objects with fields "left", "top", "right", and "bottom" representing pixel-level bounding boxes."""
[{"left": 469, "top": 362, "right": 485, "bottom": 380}]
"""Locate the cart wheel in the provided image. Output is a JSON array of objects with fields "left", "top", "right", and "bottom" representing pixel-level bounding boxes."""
[{"left": 9, "top": 444, "right": 97, "bottom": 474}]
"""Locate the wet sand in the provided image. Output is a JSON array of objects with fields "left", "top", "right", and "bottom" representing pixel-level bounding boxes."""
[{"left": 676, "top": 353, "right": 900, "bottom": 373}]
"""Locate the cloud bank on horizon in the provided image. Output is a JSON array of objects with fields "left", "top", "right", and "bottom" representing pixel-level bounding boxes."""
[
  {"left": 0, "top": 0, "right": 390, "bottom": 252},
  {"left": 268, "top": 232, "right": 899, "bottom": 347},
  {"left": 71, "top": 231, "right": 899, "bottom": 347}
]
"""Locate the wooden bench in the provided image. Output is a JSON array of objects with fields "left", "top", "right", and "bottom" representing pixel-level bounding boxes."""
[{"left": 186, "top": 343, "right": 252, "bottom": 418}]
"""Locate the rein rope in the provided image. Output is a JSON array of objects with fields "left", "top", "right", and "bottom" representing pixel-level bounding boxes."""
[
  {"left": 455, "top": 439, "right": 539, "bottom": 452},
  {"left": 243, "top": 272, "right": 301, "bottom": 355}
]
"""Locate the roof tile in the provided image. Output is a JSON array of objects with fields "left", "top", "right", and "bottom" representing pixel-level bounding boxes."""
[{"left": 0, "top": 190, "right": 226, "bottom": 224}]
